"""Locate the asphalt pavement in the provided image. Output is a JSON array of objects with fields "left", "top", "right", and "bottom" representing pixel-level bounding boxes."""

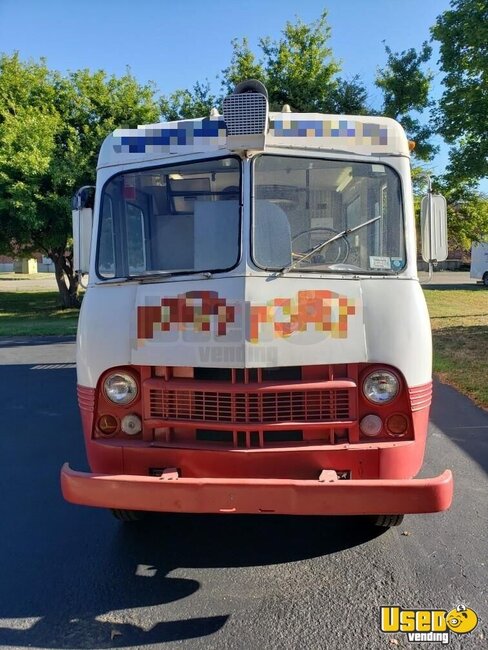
[{"left": 0, "top": 338, "right": 486, "bottom": 650}]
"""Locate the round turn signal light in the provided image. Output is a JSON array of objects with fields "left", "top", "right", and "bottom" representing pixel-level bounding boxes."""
[
  {"left": 98, "top": 414, "right": 118, "bottom": 435},
  {"left": 386, "top": 414, "right": 408, "bottom": 437}
]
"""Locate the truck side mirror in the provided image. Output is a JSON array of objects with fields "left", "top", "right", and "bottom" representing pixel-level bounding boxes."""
[
  {"left": 72, "top": 186, "right": 95, "bottom": 275},
  {"left": 420, "top": 193, "right": 448, "bottom": 263}
]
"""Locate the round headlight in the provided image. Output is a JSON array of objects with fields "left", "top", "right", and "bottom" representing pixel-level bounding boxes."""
[
  {"left": 363, "top": 370, "right": 399, "bottom": 404},
  {"left": 103, "top": 372, "right": 138, "bottom": 405}
]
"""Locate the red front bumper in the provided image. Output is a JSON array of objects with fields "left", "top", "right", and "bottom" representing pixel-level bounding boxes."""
[{"left": 61, "top": 464, "right": 453, "bottom": 516}]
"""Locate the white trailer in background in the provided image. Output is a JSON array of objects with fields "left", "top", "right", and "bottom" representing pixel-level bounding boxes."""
[{"left": 470, "top": 242, "right": 488, "bottom": 286}]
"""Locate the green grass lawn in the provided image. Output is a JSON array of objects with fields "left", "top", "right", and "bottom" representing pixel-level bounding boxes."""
[
  {"left": 424, "top": 286, "right": 488, "bottom": 409},
  {"left": 0, "top": 291, "right": 79, "bottom": 336}
]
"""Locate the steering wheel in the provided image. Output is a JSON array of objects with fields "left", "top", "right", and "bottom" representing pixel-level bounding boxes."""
[{"left": 291, "top": 227, "right": 350, "bottom": 265}]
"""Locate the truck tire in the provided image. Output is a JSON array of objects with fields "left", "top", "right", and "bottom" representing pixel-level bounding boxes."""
[
  {"left": 483, "top": 272, "right": 488, "bottom": 287},
  {"left": 111, "top": 509, "right": 146, "bottom": 522},
  {"left": 372, "top": 514, "right": 404, "bottom": 528}
]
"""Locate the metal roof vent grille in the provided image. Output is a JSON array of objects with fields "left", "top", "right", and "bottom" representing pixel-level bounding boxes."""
[
  {"left": 222, "top": 80, "right": 269, "bottom": 151},
  {"left": 223, "top": 93, "right": 268, "bottom": 137}
]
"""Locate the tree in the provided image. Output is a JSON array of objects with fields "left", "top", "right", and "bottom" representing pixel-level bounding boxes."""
[
  {"left": 0, "top": 54, "right": 160, "bottom": 306},
  {"left": 222, "top": 12, "right": 371, "bottom": 115},
  {"left": 449, "top": 194, "right": 488, "bottom": 250},
  {"left": 328, "top": 76, "right": 370, "bottom": 115},
  {"left": 220, "top": 37, "right": 267, "bottom": 98},
  {"left": 436, "top": 185, "right": 488, "bottom": 250},
  {"left": 163, "top": 11, "right": 370, "bottom": 119},
  {"left": 431, "top": 0, "right": 488, "bottom": 188},
  {"left": 257, "top": 12, "right": 341, "bottom": 112},
  {"left": 375, "top": 42, "right": 437, "bottom": 161},
  {"left": 160, "top": 81, "right": 219, "bottom": 121}
]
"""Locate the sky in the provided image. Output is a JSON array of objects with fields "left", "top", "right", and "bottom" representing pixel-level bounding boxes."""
[{"left": 1, "top": 0, "right": 483, "bottom": 189}]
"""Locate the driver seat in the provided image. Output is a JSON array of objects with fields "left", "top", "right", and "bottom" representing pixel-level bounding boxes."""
[{"left": 253, "top": 200, "right": 292, "bottom": 268}]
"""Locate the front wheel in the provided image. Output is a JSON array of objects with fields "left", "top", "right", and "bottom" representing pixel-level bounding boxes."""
[
  {"left": 111, "top": 509, "right": 146, "bottom": 522},
  {"left": 372, "top": 514, "right": 404, "bottom": 528},
  {"left": 482, "top": 272, "right": 488, "bottom": 287}
]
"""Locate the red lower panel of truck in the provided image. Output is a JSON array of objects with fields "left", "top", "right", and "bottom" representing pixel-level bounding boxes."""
[
  {"left": 61, "top": 463, "right": 453, "bottom": 515},
  {"left": 65, "top": 369, "right": 453, "bottom": 515}
]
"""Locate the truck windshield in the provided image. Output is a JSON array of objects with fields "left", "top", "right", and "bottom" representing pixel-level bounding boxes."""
[
  {"left": 97, "top": 157, "right": 241, "bottom": 279},
  {"left": 252, "top": 155, "right": 405, "bottom": 274}
]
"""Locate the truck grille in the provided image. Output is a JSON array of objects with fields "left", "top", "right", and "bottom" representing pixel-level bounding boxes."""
[
  {"left": 142, "top": 364, "right": 358, "bottom": 447},
  {"left": 142, "top": 366, "right": 358, "bottom": 447},
  {"left": 148, "top": 384, "right": 351, "bottom": 425}
]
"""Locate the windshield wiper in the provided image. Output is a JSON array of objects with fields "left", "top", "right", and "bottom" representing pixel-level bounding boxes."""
[
  {"left": 98, "top": 270, "right": 213, "bottom": 284},
  {"left": 136, "top": 270, "right": 213, "bottom": 282},
  {"left": 280, "top": 215, "right": 382, "bottom": 275}
]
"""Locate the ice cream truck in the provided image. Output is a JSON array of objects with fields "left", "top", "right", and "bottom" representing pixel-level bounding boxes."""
[{"left": 62, "top": 80, "right": 453, "bottom": 526}]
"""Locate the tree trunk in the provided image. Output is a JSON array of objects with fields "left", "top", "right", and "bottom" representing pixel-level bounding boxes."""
[{"left": 50, "top": 248, "right": 80, "bottom": 308}]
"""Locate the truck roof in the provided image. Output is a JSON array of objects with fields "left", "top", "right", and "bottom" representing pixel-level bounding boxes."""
[{"left": 98, "top": 111, "right": 410, "bottom": 169}]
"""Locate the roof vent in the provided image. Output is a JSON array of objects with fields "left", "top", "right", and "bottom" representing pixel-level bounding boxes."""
[{"left": 223, "top": 79, "right": 269, "bottom": 151}]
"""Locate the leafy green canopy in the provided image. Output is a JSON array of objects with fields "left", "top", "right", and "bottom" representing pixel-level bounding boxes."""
[
  {"left": 446, "top": 192, "right": 488, "bottom": 249},
  {"left": 432, "top": 0, "right": 488, "bottom": 189},
  {"left": 0, "top": 53, "right": 159, "bottom": 305},
  {"left": 161, "top": 11, "right": 435, "bottom": 159},
  {"left": 3, "top": 6, "right": 485, "bottom": 307},
  {"left": 224, "top": 12, "right": 341, "bottom": 113},
  {"left": 375, "top": 42, "right": 436, "bottom": 162}
]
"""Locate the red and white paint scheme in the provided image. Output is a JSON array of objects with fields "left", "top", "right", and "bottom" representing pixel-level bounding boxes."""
[{"left": 62, "top": 81, "right": 453, "bottom": 525}]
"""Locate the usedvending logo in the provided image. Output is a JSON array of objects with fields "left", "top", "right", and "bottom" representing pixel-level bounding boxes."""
[{"left": 380, "top": 605, "right": 478, "bottom": 644}]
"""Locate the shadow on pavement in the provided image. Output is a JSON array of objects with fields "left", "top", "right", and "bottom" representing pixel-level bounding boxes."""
[
  {"left": 0, "top": 508, "right": 383, "bottom": 649},
  {"left": 118, "top": 509, "right": 384, "bottom": 569},
  {"left": 0, "top": 363, "right": 384, "bottom": 649}
]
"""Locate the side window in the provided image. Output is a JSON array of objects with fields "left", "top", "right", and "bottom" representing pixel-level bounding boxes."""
[
  {"left": 126, "top": 204, "right": 146, "bottom": 274},
  {"left": 98, "top": 196, "right": 115, "bottom": 278}
]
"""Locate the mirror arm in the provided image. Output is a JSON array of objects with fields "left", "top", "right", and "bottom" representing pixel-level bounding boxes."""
[{"left": 427, "top": 175, "right": 434, "bottom": 282}]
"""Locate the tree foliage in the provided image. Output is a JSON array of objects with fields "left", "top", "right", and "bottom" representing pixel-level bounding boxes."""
[
  {"left": 434, "top": 174, "right": 488, "bottom": 249},
  {"left": 0, "top": 53, "right": 159, "bottom": 305},
  {"left": 431, "top": 0, "right": 488, "bottom": 188},
  {"left": 221, "top": 38, "right": 268, "bottom": 98},
  {"left": 375, "top": 42, "right": 436, "bottom": 161},
  {"left": 164, "top": 12, "right": 437, "bottom": 160},
  {"left": 446, "top": 192, "right": 488, "bottom": 250},
  {"left": 160, "top": 81, "right": 219, "bottom": 121},
  {"left": 328, "top": 76, "right": 370, "bottom": 115},
  {"left": 1, "top": 7, "right": 486, "bottom": 301},
  {"left": 164, "top": 11, "right": 370, "bottom": 118},
  {"left": 256, "top": 12, "right": 341, "bottom": 112}
]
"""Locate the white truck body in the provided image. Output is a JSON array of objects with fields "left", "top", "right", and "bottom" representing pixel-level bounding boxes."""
[{"left": 62, "top": 83, "right": 453, "bottom": 520}]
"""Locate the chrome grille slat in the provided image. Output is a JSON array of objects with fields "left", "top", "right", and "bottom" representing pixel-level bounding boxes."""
[{"left": 148, "top": 387, "right": 351, "bottom": 424}]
